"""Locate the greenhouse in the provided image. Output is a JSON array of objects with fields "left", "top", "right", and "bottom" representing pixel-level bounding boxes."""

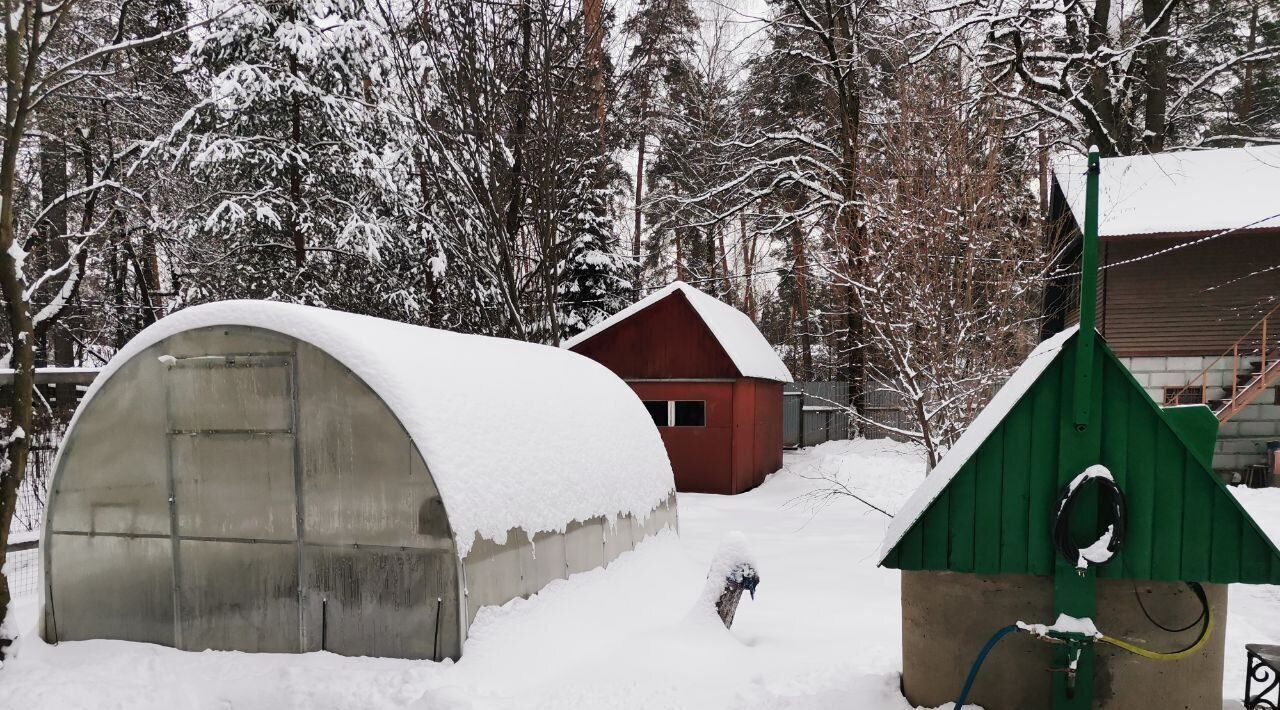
[{"left": 39, "top": 301, "right": 677, "bottom": 660}]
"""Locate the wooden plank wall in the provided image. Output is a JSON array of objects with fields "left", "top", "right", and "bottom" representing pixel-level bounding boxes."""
[{"left": 1099, "top": 232, "right": 1279, "bottom": 356}]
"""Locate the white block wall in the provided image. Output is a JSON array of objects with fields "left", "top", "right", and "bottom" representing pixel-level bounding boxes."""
[{"left": 1120, "top": 356, "right": 1280, "bottom": 475}]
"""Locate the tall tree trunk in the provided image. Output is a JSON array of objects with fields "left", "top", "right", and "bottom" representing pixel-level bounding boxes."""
[
  {"left": 675, "top": 228, "right": 684, "bottom": 281},
  {"left": 825, "top": 0, "right": 866, "bottom": 406},
  {"left": 789, "top": 196, "right": 813, "bottom": 380},
  {"left": 1240, "top": 7, "right": 1258, "bottom": 132},
  {"left": 42, "top": 128, "right": 73, "bottom": 413},
  {"left": 38, "top": 128, "right": 71, "bottom": 417},
  {"left": 716, "top": 229, "right": 733, "bottom": 306},
  {"left": 288, "top": 54, "right": 304, "bottom": 267},
  {"left": 0, "top": 100, "right": 37, "bottom": 659},
  {"left": 140, "top": 228, "right": 163, "bottom": 322},
  {"left": 1038, "top": 128, "right": 1049, "bottom": 216},
  {"left": 1141, "top": 0, "right": 1171, "bottom": 153},
  {"left": 110, "top": 241, "right": 126, "bottom": 348},
  {"left": 584, "top": 0, "right": 606, "bottom": 146},
  {"left": 506, "top": 0, "right": 532, "bottom": 240},
  {"left": 1085, "top": 0, "right": 1120, "bottom": 154},
  {"left": 741, "top": 210, "right": 756, "bottom": 321},
  {"left": 632, "top": 115, "right": 647, "bottom": 287}
]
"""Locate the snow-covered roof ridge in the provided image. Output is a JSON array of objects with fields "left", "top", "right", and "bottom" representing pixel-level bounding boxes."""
[
  {"left": 562, "top": 281, "right": 793, "bottom": 383},
  {"left": 56, "top": 301, "right": 675, "bottom": 558},
  {"left": 1052, "top": 145, "right": 1280, "bottom": 238},
  {"left": 876, "top": 325, "right": 1079, "bottom": 564}
]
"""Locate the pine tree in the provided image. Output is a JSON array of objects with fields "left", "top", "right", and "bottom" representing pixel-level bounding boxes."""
[
  {"left": 557, "top": 159, "right": 632, "bottom": 341},
  {"left": 619, "top": 0, "right": 700, "bottom": 285},
  {"left": 167, "top": 0, "right": 416, "bottom": 311},
  {"left": 554, "top": 8, "right": 631, "bottom": 342}
]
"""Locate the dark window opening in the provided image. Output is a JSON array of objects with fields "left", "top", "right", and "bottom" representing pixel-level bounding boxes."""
[
  {"left": 1163, "top": 386, "right": 1204, "bottom": 406},
  {"left": 643, "top": 400, "right": 669, "bottom": 427},
  {"left": 673, "top": 400, "right": 706, "bottom": 427}
]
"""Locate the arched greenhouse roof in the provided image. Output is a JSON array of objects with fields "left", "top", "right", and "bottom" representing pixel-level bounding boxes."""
[{"left": 55, "top": 301, "right": 676, "bottom": 556}]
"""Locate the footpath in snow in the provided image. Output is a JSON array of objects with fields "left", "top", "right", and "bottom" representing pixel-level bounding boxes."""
[{"left": 3, "top": 439, "right": 1280, "bottom": 710}]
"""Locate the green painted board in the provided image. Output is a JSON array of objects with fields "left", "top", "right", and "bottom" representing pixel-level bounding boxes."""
[
  {"left": 949, "top": 459, "right": 977, "bottom": 573},
  {"left": 974, "top": 428, "right": 1004, "bottom": 575},
  {"left": 1000, "top": 400, "right": 1032, "bottom": 572}
]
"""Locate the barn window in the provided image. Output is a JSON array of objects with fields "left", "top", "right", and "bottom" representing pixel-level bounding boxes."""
[
  {"left": 673, "top": 401, "right": 706, "bottom": 427},
  {"left": 643, "top": 400, "right": 670, "bottom": 427}
]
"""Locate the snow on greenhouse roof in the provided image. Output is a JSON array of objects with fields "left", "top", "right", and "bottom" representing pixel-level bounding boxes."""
[
  {"left": 876, "top": 325, "right": 1078, "bottom": 564},
  {"left": 562, "top": 281, "right": 793, "bottom": 382},
  {"left": 1052, "top": 145, "right": 1280, "bottom": 238},
  {"left": 63, "top": 301, "right": 675, "bottom": 557}
]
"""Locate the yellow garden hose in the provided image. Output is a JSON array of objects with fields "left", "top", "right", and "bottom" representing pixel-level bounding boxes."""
[{"left": 1098, "top": 583, "right": 1214, "bottom": 661}]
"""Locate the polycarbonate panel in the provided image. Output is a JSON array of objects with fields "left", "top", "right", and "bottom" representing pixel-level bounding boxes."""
[
  {"left": 637, "top": 505, "right": 663, "bottom": 542},
  {"left": 665, "top": 493, "right": 680, "bottom": 533},
  {"left": 167, "top": 356, "right": 293, "bottom": 433},
  {"left": 304, "top": 546, "right": 460, "bottom": 660},
  {"left": 298, "top": 343, "right": 446, "bottom": 548},
  {"left": 50, "top": 346, "right": 170, "bottom": 535},
  {"left": 640, "top": 495, "right": 678, "bottom": 539},
  {"left": 564, "top": 517, "right": 606, "bottom": 576},
  {"left": 628, "top": 511, "right": 647, "bottom": 547},
  {"left": 529, "top": 530, "right": 568, "bottom": 592},
  {"left": 177, "top": 539, "right": 300, "bottom": 652},
  {"left": 160, "top": 326, "right": 293, "bottom": 359},
  {"left": 47, "top": 533, "right": 174, "bottom": 645},
  {"left": 172, "top": 433, "right": 297, "bottom": 540},
  {"left": 462, "top": 529, "right": 533, "bottom": 627},
  {"left": 603, "top": 514, "right": 635, "bottom": 564}
]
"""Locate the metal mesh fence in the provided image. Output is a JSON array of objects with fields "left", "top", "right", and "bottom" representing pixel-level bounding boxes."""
[
  {"left": 6, "top": 425, "right": 64, "bottom": 599},
  {"left": 4, "top": 542, "right": 39, "bottom": 599},
  {"left": 11, "top": 431, "right": 59, "bottom": 532}
]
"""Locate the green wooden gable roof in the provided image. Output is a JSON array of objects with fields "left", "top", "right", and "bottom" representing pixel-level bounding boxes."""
[{"left": 878, "top": 327, "right": 1280, "bottom": 585}]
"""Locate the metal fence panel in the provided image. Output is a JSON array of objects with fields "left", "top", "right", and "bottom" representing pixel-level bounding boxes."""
[
  {"left": 783, "top": 392, "right": 803, "bottom": 447},
  {"left": 784, "top": 382, "right": 853, "bottom": 448},
  {"left": 781, "top": 381, "right": 910, "bottom": 446},
  {"left": 863, "top": 385, "right": 910, "bottom": 442},
  {"left": 3, "top": 541, "right": 39, "bottom": 600}
]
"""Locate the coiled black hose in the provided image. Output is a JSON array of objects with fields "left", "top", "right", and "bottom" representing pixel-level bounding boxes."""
[{"left": 1052, "top": 469, "right": 1126, "bottom": 569}]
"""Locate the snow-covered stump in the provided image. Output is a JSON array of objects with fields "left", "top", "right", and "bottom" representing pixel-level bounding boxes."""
[{"left": 696, "top": 532, "right": 760, "bottom": 629}]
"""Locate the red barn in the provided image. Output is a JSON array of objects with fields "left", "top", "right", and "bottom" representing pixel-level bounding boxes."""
[{"left": 565, "top": 282, "right": 793, "bottom": 494}]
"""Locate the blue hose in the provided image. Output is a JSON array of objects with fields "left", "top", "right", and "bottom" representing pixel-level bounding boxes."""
[{"left": 955, "top": 624, "right": 1019, "bottom": 708}]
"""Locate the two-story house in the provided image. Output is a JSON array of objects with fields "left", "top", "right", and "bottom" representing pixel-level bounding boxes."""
[{"left": 1042, "top": 145, "right": 1280, "bottom": 483}]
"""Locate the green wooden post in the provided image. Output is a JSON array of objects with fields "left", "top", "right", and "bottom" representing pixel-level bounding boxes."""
[
  {"left": 1053, "top": 147, "right": 1103, "bottom": 710},
  {"left": 1073, "top": 149, "right": 1100, "bottom": 429}
]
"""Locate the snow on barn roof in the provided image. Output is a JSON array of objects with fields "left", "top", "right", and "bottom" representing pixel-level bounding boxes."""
[
  {"left": 562, "top": 281, "right": 794, "bottom": 382},
  {"left": 876, "top": 325, "right": 1078, "bottom": 564},
  {"left": 61, "top": 301, "right": 675, "bottom": 557},
  {"left": 1052, "top": 145, "right": 1280, "bottom": 238}
]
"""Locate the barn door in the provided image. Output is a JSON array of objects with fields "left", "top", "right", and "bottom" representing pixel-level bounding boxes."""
[{"left": 164, "top": 353, "right": 303, "bottom": 652}]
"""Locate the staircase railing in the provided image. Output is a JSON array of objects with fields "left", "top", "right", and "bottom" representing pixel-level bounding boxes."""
[{"left": 1164, "top": 302, "right": 1280, "bottom": 422}]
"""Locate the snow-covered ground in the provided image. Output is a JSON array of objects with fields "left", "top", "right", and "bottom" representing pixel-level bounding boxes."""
[{"left": 3, "top": 439, "right": 1279, "bottom": 710}]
